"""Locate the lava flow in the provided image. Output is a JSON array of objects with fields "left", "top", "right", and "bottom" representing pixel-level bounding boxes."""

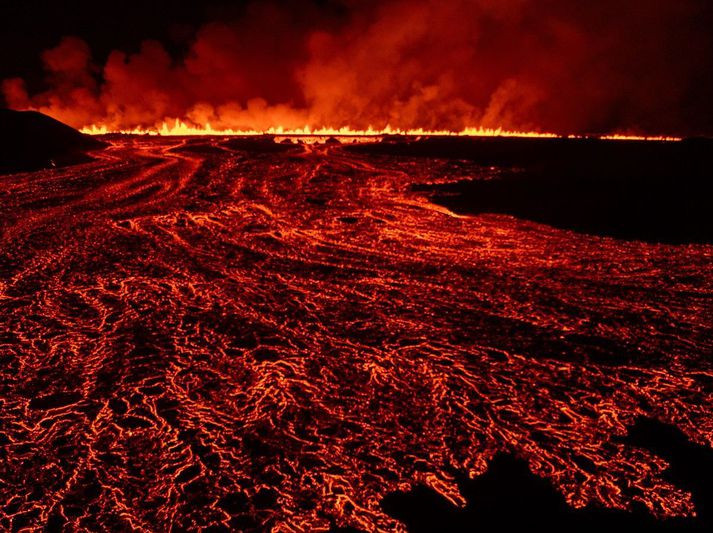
[{"left": 0, "top": 136, "right": 711, "bottom": 532}]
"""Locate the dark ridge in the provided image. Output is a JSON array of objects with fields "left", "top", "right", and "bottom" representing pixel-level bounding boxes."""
[
  {"left": 382, "top": 419, "right": 712, "bottom": 533},
  {"left": 346, "top": 135, "right": 712, "bottom": 169},
  {"left": 621, "top": 417, "right": 713, "bottom": 530},
  {"left": 347, "top": 136, "right": 713, "bottom": 244},
  {"left": 0, "top": 108, "right": 106, "bottom": 174},
  {"left": 222, "top": 135, "right": 299, "bottom": 154},
  {"left": 380, "top": 134, "right": 408, "bottom": 143}
]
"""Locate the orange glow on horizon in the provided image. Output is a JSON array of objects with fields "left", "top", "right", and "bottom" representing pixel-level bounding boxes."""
[
  {"left": 80, "top": 119, "right": 682, "bottom": 141},
  {"left": 81, "top": 120, "right": 558, "bottom": 138},
  {"left": 599, "top": 134, "right": 682, "bottom": 142}
]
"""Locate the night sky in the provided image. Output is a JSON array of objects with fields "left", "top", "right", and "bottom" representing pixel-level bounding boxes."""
[
  {"left": 1, "top": 1, "right": 271, "bottom": 88},
  {"left": 2, "top": 0, "right": 713, "bottom": 135}
]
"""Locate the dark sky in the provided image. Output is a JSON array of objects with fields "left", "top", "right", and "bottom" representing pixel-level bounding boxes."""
[
  {"left": 0, "top": 1, "right": 293, "bottom": 90},
  {"left": 2, "top": 0, "right": 712, "bottom": 135}
]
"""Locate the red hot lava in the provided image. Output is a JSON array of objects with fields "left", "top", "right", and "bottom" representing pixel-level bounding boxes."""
[{"left": 0, "top": 137, "right": 711, "bottom": 531}]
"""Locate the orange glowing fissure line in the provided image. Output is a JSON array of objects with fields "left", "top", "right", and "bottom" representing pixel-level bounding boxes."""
[{"left": 81, "top": 120, "right": 682, "bottom": 141}]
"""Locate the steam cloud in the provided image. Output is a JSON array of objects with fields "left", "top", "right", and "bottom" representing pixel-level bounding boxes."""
[{"left": 3, "top": 0, "right": 712, "bottom": 135}]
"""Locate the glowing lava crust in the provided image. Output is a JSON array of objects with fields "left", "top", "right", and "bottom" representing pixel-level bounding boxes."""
[{"left": 0, "top": 137, "right": 710, "bottom": 531}]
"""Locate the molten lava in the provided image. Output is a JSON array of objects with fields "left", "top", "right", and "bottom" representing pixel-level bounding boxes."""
[
  {"left": 80, "top": 120, "right": 559, "bottom": 138},
  {"left": 0, "top": 137, "right": 710, "bottom": 531},
  {"left": 78, "top": 119, "right": 681, "bottom": 141}
]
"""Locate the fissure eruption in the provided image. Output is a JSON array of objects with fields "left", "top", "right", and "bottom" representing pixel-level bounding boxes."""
[{"left": 3, "top": 0, "right": 713, "bottom": 137}]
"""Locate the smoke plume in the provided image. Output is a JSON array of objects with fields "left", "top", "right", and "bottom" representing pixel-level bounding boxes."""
[{"left": 3, "top": 0, "right": 712, "bottom": 135}]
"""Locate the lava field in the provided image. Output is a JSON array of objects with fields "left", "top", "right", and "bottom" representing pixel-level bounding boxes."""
[{"left": 0, "top": 137, "right": 711, "bottom": 531}]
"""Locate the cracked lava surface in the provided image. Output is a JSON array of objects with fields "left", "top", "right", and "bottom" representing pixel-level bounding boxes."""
[{"left": 0, "top": 137, "right": 711, "bottom": 531}]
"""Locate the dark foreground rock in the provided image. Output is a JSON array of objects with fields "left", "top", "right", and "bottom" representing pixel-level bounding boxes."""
[
  {"left": 381, "top": 418, "right": 713, "bottom": 533},
  {"left": 347, "top": 136, "right": 713, "bottom": 243},
  {"left": 0, "top": 109, "right": 106, "bottom": 174}
]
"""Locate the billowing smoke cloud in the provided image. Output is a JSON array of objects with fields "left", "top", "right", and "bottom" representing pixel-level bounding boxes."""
[{"left": 3, "top": 0, "right": 712, "bottom": 135}]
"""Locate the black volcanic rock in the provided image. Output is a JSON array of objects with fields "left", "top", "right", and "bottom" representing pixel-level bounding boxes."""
[
  {"left": 0, "top": 109, "right": 106, "bottom": 174},
  {"left": 222, "top": 135, "right": 297, "bottom": 153},
  {"left": 348, "top": 137, "right": 713, "bottom": 244},
  {"left": 380, "top": 133, "right": 408, "bottom": 143},
  {"left": 383, "top": 420, "right": 712, "bottom": 533}
]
